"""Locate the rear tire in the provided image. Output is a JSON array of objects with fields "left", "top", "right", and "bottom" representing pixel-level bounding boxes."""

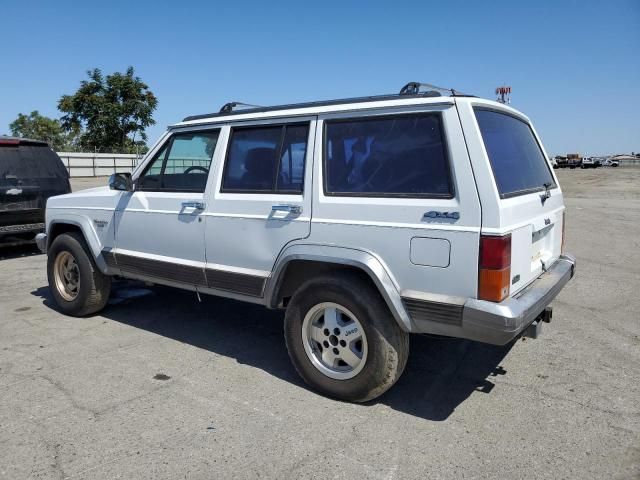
[
  {"left": 284, "top": 273, "right": 409, "bottom": 402},
  {"left": 47, "top": 232, "right": 111, "bottom": 316}
]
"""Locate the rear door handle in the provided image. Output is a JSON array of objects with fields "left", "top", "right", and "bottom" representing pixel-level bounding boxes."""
[
  {"left": 182, "top": 201, "right": 206, "bottom": 210},
  {"left": 271, "top": 204, "right": 302, "bottom": 215}
]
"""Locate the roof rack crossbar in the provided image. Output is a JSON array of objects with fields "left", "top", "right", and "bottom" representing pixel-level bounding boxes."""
[
  {"left": 219, "top": 101, "right": 264, "bottom": 114},
  {"left": 399, "top": 81, "right": 465, "bottom": 97}
]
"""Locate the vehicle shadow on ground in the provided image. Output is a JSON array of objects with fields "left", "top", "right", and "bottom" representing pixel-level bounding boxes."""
[
  {"left": 0, "top": 243, "right": 41, "bottom": 261},
  {"left": 32, "top": 281, "right": 513, "bottom": 422}
]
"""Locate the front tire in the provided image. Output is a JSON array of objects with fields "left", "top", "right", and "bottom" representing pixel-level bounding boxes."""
[
  {"left": 47, "top": 232, "right": 111, "bottom": 316},
  {"left": 284, "top": 274, "right": 409, "bottom": 402}
]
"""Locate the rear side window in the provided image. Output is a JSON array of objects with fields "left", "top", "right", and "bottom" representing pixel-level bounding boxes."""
[
  {"left": 221, "top": 123, "right": 309, "bottom": 194},
  {"left": 474, "top": 109, "right": 555, "bottom": 198},
  {"left": 324, "top": 113, "right": 452, "bottom": 197}
]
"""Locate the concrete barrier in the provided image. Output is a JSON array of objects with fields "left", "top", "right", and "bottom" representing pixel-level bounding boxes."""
[{"left": 56, "top": 152, "right": 142, "bottom": 177}]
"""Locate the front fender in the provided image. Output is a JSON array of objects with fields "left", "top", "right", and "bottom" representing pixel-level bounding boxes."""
[
  {"left": 47, "top": 211, "right": 112, "bottom": 273},
  {"left": 266, "top": 243, "right": 412, "bottom": 332}
]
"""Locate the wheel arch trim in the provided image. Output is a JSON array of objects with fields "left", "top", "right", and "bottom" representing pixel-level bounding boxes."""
[
  {"left": 266, "top": 244, "right": 412, "bottom": 331},
  {"left": 47, "top": 216, "right": 109, "bottom": 273}
]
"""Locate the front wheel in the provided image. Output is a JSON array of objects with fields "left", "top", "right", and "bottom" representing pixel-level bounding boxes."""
[
  {"left": 47, "top": 232, "right": 111, "bottom": 316},
  {"left": 284, "top": 274, "right": 409, "bottom": 402}
]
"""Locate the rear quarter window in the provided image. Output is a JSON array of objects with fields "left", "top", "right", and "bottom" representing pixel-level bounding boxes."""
[
  {"left": 474, "top": 108, "right": 555, "bottom": 198},
  {"left": 323, "top": 113, "right": 453, "bottom": 198}
]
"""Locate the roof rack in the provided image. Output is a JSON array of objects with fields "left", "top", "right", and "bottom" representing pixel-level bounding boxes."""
[{"left": 182, "top": 82, "right": 472, "bottom": 122}]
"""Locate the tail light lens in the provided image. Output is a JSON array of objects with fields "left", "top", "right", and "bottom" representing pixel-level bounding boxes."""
[{"left": 478, "top": 234, "right": 511, "bottom": 302}]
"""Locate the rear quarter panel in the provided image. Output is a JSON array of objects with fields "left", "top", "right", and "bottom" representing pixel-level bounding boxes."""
[{"left": 307, "top": 103, "right": 482, "bottom": 300}]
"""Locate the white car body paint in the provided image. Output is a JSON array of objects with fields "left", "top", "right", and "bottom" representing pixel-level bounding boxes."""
[{"left": 43, "top": 94, "right": 574, "bottom": 344}]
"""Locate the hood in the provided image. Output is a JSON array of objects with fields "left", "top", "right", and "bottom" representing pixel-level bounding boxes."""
[{"left": 47, "top": 185, "right": 120, "bottom": 209}]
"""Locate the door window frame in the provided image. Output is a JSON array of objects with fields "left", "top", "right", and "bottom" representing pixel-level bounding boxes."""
[
  {"left": 135, "top": 127, "right": 221, "bottom": 193},
  {"left": 321, "top": 111, "right": 455, "bottom": 199},
  {"left": 219, "top": 121, "right": 311, "bottom": 195}
]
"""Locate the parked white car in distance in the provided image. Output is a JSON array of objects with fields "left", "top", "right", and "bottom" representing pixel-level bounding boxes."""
[
  {"left": 37, "top": 83, "right": 576, "bottom": 402},
  {"left": 603, "top": 158, "right": 619, "bottom": 167}
]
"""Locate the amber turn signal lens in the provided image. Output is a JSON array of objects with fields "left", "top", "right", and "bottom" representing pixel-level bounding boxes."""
[{"left": 478, "top": 268, "right": 511, "bottom": 302}]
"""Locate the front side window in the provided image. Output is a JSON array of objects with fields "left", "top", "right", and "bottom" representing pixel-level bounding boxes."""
[
  {"left": 474, "top": 108, "right": 555, "bottom": 198},
  {"left": 137, "top": 130, "right": 219, "bottom": 192},
  {"left": 324, "top": 113, "right": 452, "bottom": 197},
  {"left": 221, "top": 123, "right": 309, "bottom": 193}
]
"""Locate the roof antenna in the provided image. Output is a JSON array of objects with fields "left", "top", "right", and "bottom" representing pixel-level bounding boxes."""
[{"left": 219, "top": 101, "right": 263, "bottom": 114}]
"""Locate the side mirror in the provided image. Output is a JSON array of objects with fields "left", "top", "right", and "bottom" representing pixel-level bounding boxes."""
[{"left": 109, "top": 172, "right": 133, "bottom": 191}]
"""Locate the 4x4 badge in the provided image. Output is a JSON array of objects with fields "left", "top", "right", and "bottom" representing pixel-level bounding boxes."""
[{"left": 423, "top": 211, "right": 460, "bottom": 220}]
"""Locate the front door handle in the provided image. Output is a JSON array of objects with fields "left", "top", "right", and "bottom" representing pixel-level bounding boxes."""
[
  {"left": 271, "top": 204, "right": 302, "bottom": 215},
  {"left": 182, "top": 201, "right": 206, "bottom": 210}
]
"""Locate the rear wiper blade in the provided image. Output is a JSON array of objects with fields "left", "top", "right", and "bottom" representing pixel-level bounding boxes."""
[{"left": 540, "top": 182, "right": 552, "bottom": 205}]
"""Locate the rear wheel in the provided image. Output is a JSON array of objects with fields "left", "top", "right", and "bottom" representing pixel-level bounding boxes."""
[
  {"left": 284, "top": 274, "right": 409, "bottom": 402},
  {"left": 47, "top": 232, "right": 111, "bottom": 316}
]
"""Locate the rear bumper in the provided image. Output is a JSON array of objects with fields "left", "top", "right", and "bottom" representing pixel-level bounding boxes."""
[
  {"left": 0, "top": 222, "right": 44, "bottom": 235},
  {"left": 462, "top": 254, "right": 576, "bottom": 345}
]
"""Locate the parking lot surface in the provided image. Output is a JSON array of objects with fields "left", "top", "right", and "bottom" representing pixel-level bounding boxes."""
[{"left": 1, "top": 170, "right": 638, "bottom": 479}]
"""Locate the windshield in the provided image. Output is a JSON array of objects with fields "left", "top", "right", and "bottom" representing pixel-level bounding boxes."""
[{"left": 474, "top": 108, "right": 555, "bottom": 198}]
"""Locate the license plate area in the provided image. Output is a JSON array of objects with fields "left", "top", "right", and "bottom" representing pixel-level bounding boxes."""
[{"left": 531, "top": 224, "right": 554, "bottom": 270}]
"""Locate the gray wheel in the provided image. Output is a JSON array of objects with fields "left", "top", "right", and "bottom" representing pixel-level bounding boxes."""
[{"left": 302, "top": 302, "right": 368, "bottom": 380}]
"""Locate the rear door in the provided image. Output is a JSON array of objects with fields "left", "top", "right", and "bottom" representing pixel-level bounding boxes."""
[
  {"left": 458, "top": 100, "right": 564, "bottom": 295},
  {"left": 202, "top": 118, "right": 315, "bottom": 297}
]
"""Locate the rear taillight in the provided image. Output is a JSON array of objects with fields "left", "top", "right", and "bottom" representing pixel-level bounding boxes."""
[{"left": 478, "top": 234, "right": 511, "bottom": 302}]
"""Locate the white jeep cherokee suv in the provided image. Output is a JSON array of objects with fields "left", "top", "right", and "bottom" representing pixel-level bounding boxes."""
[{"left": 37, "top": 83, "right": 576, "bottom": 402}]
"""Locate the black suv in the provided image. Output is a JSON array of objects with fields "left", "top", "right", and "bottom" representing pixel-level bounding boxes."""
[{"left": 0, "top": 137, "right": 70, "bottom": 246}]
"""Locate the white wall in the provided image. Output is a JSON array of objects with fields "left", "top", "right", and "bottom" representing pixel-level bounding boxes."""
[{"left": 57, "top": 152, "right": 142, "bottom": 177}]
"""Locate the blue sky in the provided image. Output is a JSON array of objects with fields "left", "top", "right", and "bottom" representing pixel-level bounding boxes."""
[{"left": 1, "top": 0, "right": 638, "bottom": 156}]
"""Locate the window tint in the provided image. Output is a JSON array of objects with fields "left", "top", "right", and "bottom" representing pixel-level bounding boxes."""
[
  {"left": 324, "top": 114, "right": 452, "bottom": 197},
  {"left": 222, "top": 124, "right": 308, "bottom": 193},
  {"left": 222, "top": 127, "right": 281, "bottom": 191},
  {"left": 137, "top": 131, "right": 219, "bottom": 192},
  {"left": 474, "top": 109, "right": 555, "bottom": 198}
]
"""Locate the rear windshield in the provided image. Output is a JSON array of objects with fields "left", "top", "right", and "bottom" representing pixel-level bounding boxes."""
[
  {"left": 474, "top": 108, "right": 555, "bottom": 198},
  {"left": 0, "top": 144, "right": 69, "bottom": 181}
]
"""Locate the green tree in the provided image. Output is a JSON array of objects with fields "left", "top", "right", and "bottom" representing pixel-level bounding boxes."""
[
  {"left": 58, "top": 67, "right": 157, "bottom": 153},
  {"left": 9, "top": 111, "right": 74, "bottom": 151}
]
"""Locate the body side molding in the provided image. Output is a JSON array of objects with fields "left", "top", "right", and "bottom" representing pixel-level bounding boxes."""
[{"left": 103, "top": 249, "right": 266, "bottom": 297}]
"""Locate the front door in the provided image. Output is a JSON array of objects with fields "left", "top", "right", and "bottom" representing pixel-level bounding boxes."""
[
  {"left": 202, "top": 119, "right": 316, "bottom": 297},
  {"left": 112, "top": 129, "right": 220, "bottom": 287}
]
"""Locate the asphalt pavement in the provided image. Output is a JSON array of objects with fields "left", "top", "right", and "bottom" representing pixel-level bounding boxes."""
[{"left": 0, "top": 169, "right": 638, "bottom": 479}]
